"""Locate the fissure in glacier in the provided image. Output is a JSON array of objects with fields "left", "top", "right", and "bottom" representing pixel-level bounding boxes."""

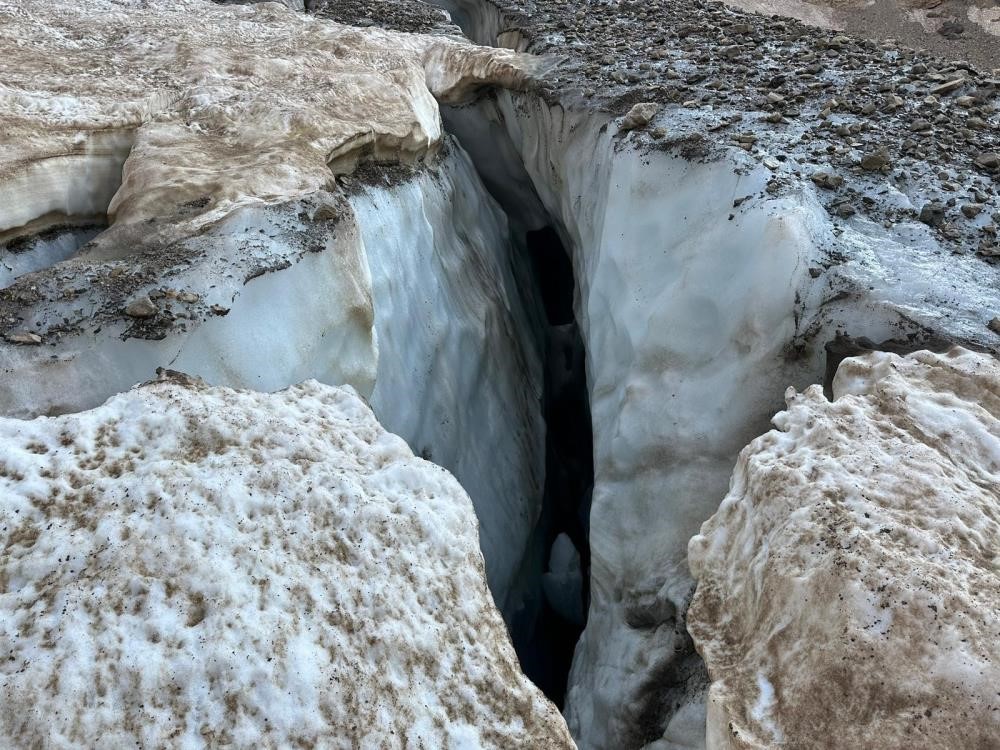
[{"left": 510, "top": 225, "right": 593, "bottom": 707}]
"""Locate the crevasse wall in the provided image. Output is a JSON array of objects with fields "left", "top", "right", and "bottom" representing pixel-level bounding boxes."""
[
  {"left": 437, "top": 33, "right": 999, "bottom": 744},
  {"left": 355, "top": 147, "right": 545, "bottom": 613},
  {"left": 0, "top": 145, "right": 545, "bottom": 618}
]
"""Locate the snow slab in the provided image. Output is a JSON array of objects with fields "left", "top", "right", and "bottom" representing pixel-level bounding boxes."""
[
  {"left": 689, "top": 348, "right": 1000, "bottom": 749},
  {"left": 0, "top": 372, "right": 573, "bottom": 749}
]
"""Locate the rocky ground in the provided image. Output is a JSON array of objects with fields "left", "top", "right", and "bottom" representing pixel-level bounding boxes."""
[
  {"left": 431, "top": 0, "right": 999, "bottom": 282},
  {"left": 723, "top": 0, "right": 1000, "bottom": 73}
]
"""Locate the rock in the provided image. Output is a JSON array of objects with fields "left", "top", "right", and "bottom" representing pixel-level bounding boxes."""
[
  {"left": 860, "top": 149, "right": 890, "bottom": 171},
  {"left": 620, "top": 102, "right": 661, "bottom": 131},
  {"left": 124, "top": 295, "right": 158, "bottom": 318},
  {"left": 989, "top": 317, "right": 1000, "bottom": 333},
  {"left": 836, "top": 203, "right": 857, "bottom": 218},
  {"left": 689, "top": 349, "right": 1000, "bottom": 750},
  {"left": 177, "top": 291, "right": 200, "bottom": 303},
  {"left": 882, "top": 93, "right": 904, "bottom": 112},
  {"left": 919, "top": 201, "right": 947, "bottom": 226},
  {"left": 810, "top": 170, "right": 844, "bottom": 189},
  {"left": 930, "top": 77, "right": 966, "bottom": 96},
  {"left": 974, "top": 152, "right": 1000, "bottom": 171},
  {"left": 0, "top": 377, "right": 573, "bottom": 747},
  {"left": 961, "top": 203, "right": 983, "bottom": 219},
  {"left": 3, "top": 331, "right": 42, "bottom": 345},
  {"left": 938, "top": 19, "right": 964, "bottom": 37}
]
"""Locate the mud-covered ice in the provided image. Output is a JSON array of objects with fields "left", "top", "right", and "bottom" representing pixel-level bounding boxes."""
[
  {"left": 0, "top": 372, "right": 573, "bottom": 748},
  {"left": 688, "top": 348, "right": 1000, "bottom": 749}
]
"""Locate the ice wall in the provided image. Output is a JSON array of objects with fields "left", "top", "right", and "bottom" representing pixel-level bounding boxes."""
[
  {"left": 441, "top": 80, "right": 1000, "bottom": 749},
  {"left": 356, "top": 148, "right": 545, "bottom": 613},
  {"left": 1, "top": 146, "right": 544, "bottom": 617}
]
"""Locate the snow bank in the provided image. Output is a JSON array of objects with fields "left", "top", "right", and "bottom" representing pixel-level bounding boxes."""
[
  {"left": 0, "top": 373, "right": 573, "bottom": 749},
  {"left": 0, "top": 0, "right": 543, "bottom": 235},
  {"left": 688, "top": 347, "right": 1000, "bottom": 749}
]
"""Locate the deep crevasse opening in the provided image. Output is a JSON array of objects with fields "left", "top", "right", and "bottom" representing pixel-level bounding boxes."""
[
  {"left": 507, "top": 225, "right": 594, "bottom": 708},
  {"left": 428, "top": 2, "right": 997, "bottom": 746}
]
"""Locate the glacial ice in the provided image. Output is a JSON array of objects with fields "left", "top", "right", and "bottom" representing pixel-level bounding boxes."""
[
  {"left": 0, "top": 373, "right": 573, "bottom": 748},
  {"left": 688, "top": 348, "right": 1000, "bottom": 749},
  {"left": 1, "top": 0, "right": 546, "bottom": 616},
  {"left": 441, "top": 76, "right": 1000, "bottom": 749}
]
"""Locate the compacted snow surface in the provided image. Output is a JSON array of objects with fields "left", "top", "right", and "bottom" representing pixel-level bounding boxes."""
[
  {"left": 0, "top": 374, "right": 573, "bottom": 748},
  {"left": 688, "top": 348, "right": 1000, "bottom": 749}
]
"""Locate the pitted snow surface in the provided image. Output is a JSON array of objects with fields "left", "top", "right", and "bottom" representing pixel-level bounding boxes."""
[
  {"left": 688, "top": 348, "right": 1000, "bottom": 749},
  {"left": 0, "top": 374, "right": 573, "bottom": 749}
]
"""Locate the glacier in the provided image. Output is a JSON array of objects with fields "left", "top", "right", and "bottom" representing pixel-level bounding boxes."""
[
  {"left": 3, "top": 0, "right": 1000, "bottom": 746},
  {"left": 0, "top": 0, "right": 546, "bottom": 620},
  {"left": 424, "top": 0, "right": 1000, "bottom": 744}
]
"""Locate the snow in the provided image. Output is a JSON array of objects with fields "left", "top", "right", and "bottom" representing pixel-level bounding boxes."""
[
  {"left": 0, "top": 373, "right": 573, "bottom": 748},
  {"left": 688, "top": 348, "right": 1000, "bottom": 749},
  {"left": 1, "top": 1, "right": 547, "bottom": 616},
  {"left": 0, "top": 0, "right": 543, "bottom": 235}
]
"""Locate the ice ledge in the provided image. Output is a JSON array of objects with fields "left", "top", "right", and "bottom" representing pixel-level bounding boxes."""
[{"left": 0, "top": 0, "right": 546, "bottom": 238}]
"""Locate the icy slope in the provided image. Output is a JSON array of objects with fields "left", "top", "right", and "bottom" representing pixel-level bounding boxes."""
[
  {"left": 0, "top": 372, "right": 573, "bottom": 749},
  {"left": 688, "top": 348, "right": 1000, "bottom": 749}
]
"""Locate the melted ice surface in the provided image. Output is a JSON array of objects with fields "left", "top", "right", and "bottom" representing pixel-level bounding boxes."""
[
  {"left": 0, "top": 0, "right": 542, "bottom": 233},
  {"left": 689, "top": 348, "right": 1000, "bottom": 748},
  {"left": 0, "top": 374, "right": 572, "bottom": 748}
]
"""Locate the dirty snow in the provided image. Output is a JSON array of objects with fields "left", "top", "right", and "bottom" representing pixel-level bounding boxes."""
[
  {"left": 688, "top": 348, "right": 1000, "bottom": 749},
  {"left": 0, "top": 373, "right": 572, "bottom": 748}
]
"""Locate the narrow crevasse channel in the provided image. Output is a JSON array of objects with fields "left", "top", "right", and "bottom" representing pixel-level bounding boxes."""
[
  {"left": 427, "top": 1, "right": 1000, "bottom": 747},
  {"left": 507, "top": 224, "right": 593, "bottom": 708}
]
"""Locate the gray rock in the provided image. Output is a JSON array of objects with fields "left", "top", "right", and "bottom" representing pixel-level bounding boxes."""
[
  {"left": 919, "top": 202, "right": 947, "bottom": 226},
  {"left": 974, "top": 152, "right": 999, "bottom": 171},
  {"left": 125, "top": 296, "right": 159, "bottom": 319},
  {"left": 860, "top": 149, "right": 890, "bottom": 171},
  {"left": 811, "top": 170, "right": 844, "bottom": 190},
  {"left": 620, "top": 102, "right": 660, "bottom": 131}
]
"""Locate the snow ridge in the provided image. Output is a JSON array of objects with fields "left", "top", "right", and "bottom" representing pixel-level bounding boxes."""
[{"left": 689, "top": 348, "right": 1000, "bottom": 749}]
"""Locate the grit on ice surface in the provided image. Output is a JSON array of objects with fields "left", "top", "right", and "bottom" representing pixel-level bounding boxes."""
[
  {"left": 0, "top": 0, "right": 549, "bottom": 619},
  {"left": 0, "top": 374, "right": 573, "bottom": 748},
  {"left": 688, "top": 348, "right": 1000, "bottom": 749}
]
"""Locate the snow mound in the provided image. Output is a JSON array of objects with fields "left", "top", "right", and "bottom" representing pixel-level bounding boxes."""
[
  {"left": 0, "top": 372, "right": 572, "bottom": 748},
  {"left": 688, "top": 348, "right": 1000, "bottom": 749}
]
